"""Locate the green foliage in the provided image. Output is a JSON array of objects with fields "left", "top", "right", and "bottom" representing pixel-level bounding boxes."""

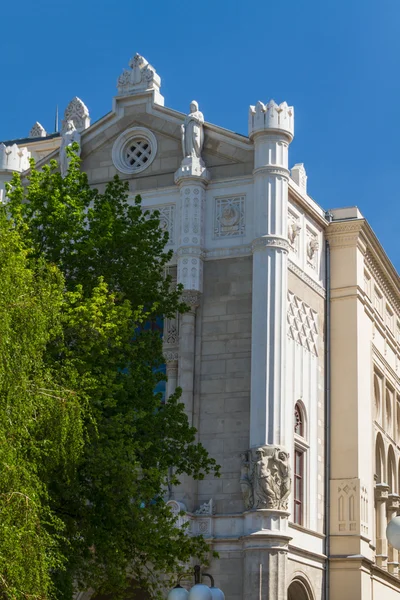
[{"left": 1, "top": 148, "right": 219, "bottom": 600}]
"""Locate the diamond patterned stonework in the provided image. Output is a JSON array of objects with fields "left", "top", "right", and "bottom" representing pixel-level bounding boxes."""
[
  {"left": 287, "top": 291, "right": 318, "bottom": 356},
  {"left": 125, "top": 139, "right": 152, "bottom": 169},
  {"left": 214, "top": 195, "right": 245, "bottom": 238}
]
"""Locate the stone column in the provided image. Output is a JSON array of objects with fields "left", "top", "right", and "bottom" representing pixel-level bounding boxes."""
[
  {"left": 173, "top": 103, "right": 209, "bottom": 510},
  {"left": 387, "top": 493, "right": 400, "bottom": 574},
  {"left": 165, "top": 354, "right": 178, "bottom": 398},
  {"left": 242, "top": 100, "right": 294, "bottom": 600},
  {"left": 178, "top": 290, "right": 200, "bottom": 425},
  {"left": 248, "top": 100, "right": 294, "bottom": 449},
  {"left": 375, "top": 483, "right": 389, "bottom": 568},
  {"left": 174, "top": 175, "right": 209, "bottom": 423}
]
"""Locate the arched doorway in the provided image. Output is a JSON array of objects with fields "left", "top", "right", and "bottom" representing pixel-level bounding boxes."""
[{"left": 288, "top": 579, "right": 312, "bottom": 600}]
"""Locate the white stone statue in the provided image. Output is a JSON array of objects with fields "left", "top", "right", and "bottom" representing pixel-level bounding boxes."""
[
  {"left": 240, "top": 445, "right": 291, "bottom": 511},
  {"left": 240, "top": 452, "right": 254, "bottom": 510},
  {"left": 181, "top": 101, "right": 204, "bottom": 160},
  {"left": 60, "top": 120, "right": 81, "bottom": 177}
]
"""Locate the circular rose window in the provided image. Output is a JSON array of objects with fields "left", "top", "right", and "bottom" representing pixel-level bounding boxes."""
[{"left": 112, "top": 127, "right": 157, "bottom": 175}]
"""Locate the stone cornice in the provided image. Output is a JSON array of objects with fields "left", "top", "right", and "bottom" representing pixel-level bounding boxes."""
[
  {"left": 327, "top": 218, "right": 400, "bottom": 318},
  {"left": 252, "top": 235, "right": 290, "bottom": 253},
  {"left": 288, "top": 259, "right": 326, "bottom": 298},
  {"left": 288, "top": 184, "right": 328, "bottom": 229},
  {"left": 325, "top": 219, "right": 367, "bottom": 252}
]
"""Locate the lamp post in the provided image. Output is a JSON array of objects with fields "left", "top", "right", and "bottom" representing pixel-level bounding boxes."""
[{"left": 167, "top": 565, "right": 225, "bottom": 600}]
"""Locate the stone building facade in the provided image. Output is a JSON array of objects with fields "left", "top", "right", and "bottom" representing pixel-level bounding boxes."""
[{"left": 1, "top": 53, "right": 400, "bottom": 600}]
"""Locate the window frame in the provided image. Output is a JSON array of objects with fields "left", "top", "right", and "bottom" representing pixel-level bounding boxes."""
[{"left": 293, "top": 402, "right": 309, "bottom": 527}]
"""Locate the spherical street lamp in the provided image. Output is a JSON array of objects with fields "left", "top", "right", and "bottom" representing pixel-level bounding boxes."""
[
  {"left": 167, "top": 566, "right": 225, "bottom": 600},
  {"left": 387, "top": 516, "right": 400, "bottom": 550}
]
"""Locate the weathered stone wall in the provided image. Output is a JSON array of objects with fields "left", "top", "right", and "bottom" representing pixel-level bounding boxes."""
[{"left": 195, "top": 256, "right": 252, "bottom": 515}]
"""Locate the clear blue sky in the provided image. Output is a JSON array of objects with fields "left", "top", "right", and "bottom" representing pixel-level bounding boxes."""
[{"left": 1, "top": 0, "right": 399, "bottom": 271}]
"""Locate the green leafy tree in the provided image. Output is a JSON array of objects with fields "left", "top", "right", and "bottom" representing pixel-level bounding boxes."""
[{"left": 1, "top": 147, "right": 219, "bottom": 600}]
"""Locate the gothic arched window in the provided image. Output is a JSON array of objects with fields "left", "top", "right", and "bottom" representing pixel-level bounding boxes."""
[
  {"left": 294, "top": 402, "right": 307, "bottom": 526},
  {"left": 294, "top": 403, "right": 304, "bottom": 437}
]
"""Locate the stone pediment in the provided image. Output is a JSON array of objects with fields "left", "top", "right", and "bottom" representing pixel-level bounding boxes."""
[{"left": 79, "top": 101, "right": 253, "bottom": 190}]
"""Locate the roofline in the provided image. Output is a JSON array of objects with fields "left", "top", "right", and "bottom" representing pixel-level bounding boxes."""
[{"left": 0, "top": 132, "right": 60, "bottom": 146}]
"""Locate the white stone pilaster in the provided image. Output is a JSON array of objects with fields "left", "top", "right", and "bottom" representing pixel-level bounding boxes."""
[
  {"left": 249, "top": 100, "right": 294, "bottom": 449},
  {"left": 174, "top": 166, "right": 209, "bottom": 424},
  {"left": 173, "top": 160, "right": 209, "bottom": 511},
  {"left": 375, "top": 483, "right": 389, "bottom": 567},
  {"left": 387, "top": 493, "right": 399, "bottom": 574}
]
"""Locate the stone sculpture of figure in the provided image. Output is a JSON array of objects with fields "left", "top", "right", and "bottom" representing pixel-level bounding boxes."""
[
  {"left": 240, "top": 452, "right": 254, "bottom": 510},
  {"left": 239, "top": 445, "right": 292, "bottom": 511},
  {"left": 181, "top": 101, "right": 204, "bottom": 160},
  {"left": 273, "top": 449, "right": 291, "bottom": 510},
  {"left": 60, "top": 120, "right": 81, "bottom": 177},
  {"left": 253, "top": 447, "right": 280, "bottom": 509}
]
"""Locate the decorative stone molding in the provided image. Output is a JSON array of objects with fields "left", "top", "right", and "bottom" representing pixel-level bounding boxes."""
[
  {"left": 287, "top": 291, "right": 319, "bottom": 356},
  {"left": 252, "top": 235, "right": 290, "bottom": 253},
  {"left": 240, "top": 446, "right": 291, "bottom": 511},
  {"left": 365, "top": 250, "right": 400, "bottom": 319},
  {"left": 248, "top": 100, "right": 294, "bottom": 140},
  {"left": 176, "top": 246, "right": 205, "bottom": 260},
  {"left": 360, "top": 484, "right": 369, "bottom": 536},
  {"left": 112, "top": 127, "right": 157, "bottom": 175},
  {"left": 0, "top": 143, "right": 30, "bottom": 172},
  {"left": 306, "top": 228, "right": 319, "bottom": 270},
  {"left": 288, "top": 259, "right": 326, "bottom": 298},
  {"left": 195, "top": 498, "right": 215, "bottom": 515},
  {"left": 253, "top": 166, "right": 290, "bottom": 179},
  {"left": 163, "top": 314, "right": 178, "bottom": 345},
  {"left": 164, "top": 350, "right": 179, "bottom": 363},
  {"left": 146, "top": 204, "right": 175, "bottom": 245},
  {"left": 290, "top": 163, "right": 307, "bottom": 193},
  {"left": 288, "top": 210, "right": 301, "bottom": 253},
  {"left": 176, "top": 185, "right": 206, "bottom": 292},
  {"left": 166, "top": 500, "right": 190, "bottom": 529},
  {"left": 205, "top": 245, "right": 252, "bottom": 260},
  {"left": 62, "top": 97, "right": 90, "bottom": 134},
  {"left": 214, "top": 194, "right": 245, "bottom": 238},
  {"left": 29, "top": 122, "right": 46, "bottom": 138},
  {"left": 178, "top": 255, "right": 204, "bottom": 292},
  {"left": 181, "top": 290, "right": 201, "bottom": 308},
  {"left": 117, "top": 53, "right": 163, "bottom": 105},
  {"left": 330, "top": 478, "right": 369, "bottom": 537}
]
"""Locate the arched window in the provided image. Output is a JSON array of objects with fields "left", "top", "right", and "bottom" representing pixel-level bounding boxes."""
[
  {"left": 388, "top": 446, "right": 396, "bottom": 494},
  {"left": 396, "top": 398, "right": 400, "bottom": 442},
  {"left": 374, "top": 373, "right": 381, "bottom": 422},
  {"left": 294, "top": 404, "right": 304, "bottom": 436},
  {"left": 386, "top": 388, "right": 393, "bottom": 433},
  {"left": 288, "top": 578, "right": 313, "bottom": 600},
  {"left": 375, "top": 433, "right": 386, "bottom": 484},
  {"left": 294, "top": 402, "right": 307, "bottom": 526}
]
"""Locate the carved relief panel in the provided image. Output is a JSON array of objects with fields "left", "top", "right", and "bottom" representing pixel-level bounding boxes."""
[
  {"left": 240, "top": 446, "right": 291, "bottom": 511},
  {"left": 306, "top": 226, "right": 319, "bottom": 270},
  {"left": 288, "top": 208, "right": 301, "bottom": 255},
  {"left": 331, "top": 478, "right": 367, "bottom": 535},
  {"left": 145, "top": 203, "right": 175, "bottom": 246},
  {"left": 214, "top": 195, "right": 246, "bottom": 238}
]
